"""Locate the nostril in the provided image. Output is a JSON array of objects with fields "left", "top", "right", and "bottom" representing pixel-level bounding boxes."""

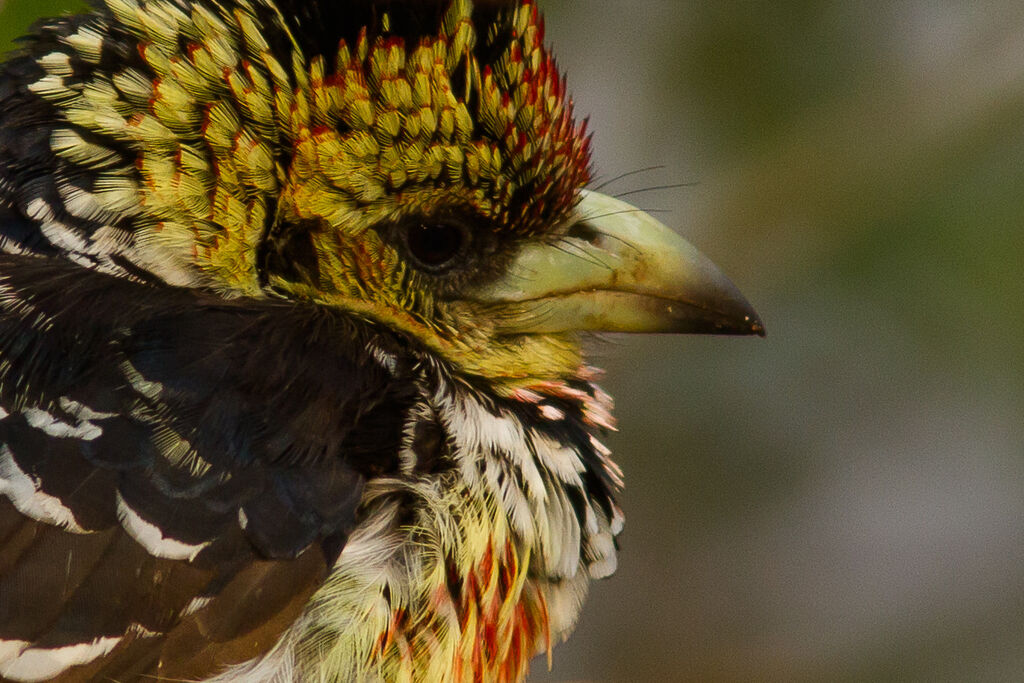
[{"left": 566, "top": 221, "right": 599, "bottom": 244}]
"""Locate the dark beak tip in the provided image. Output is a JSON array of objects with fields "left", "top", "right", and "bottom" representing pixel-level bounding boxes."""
[
  {"left": 718, "top": 293, "right": 765, "bottom": 337},
  {"left": 704, "top": 273, "right": 764, "bottom": 338},
  {"left": 747, "top": 313, "right": 767, "bottom": 338},
  {"left": 720, "top": 314, "right": 766, "bottom": 337}
]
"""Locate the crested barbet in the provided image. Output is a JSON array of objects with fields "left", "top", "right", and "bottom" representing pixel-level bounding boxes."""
[{"left": 0, "top": 0, "right": 763, "bottom": 681}]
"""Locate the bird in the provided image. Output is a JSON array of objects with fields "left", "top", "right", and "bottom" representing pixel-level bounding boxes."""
[{"left": 0, "top": 0, "right": 763, "bottom": 681}]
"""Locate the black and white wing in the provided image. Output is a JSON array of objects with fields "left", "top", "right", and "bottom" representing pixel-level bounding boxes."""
[{"left": 0, "top": 256, "right": 408, "bottom": 682}]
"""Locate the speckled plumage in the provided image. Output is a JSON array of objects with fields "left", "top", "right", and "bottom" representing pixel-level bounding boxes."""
[
  {"left": 0, "top": 0, "right": 761, "bottom": 681},
  {"left": 6, "top": 0, "right": 591, "bottom": 381}
]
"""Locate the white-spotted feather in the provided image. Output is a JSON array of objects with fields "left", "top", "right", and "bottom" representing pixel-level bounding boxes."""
[
  {"left": 0, "top": 444, "right": 88, "bottom": 533},
  {"left": 115, "top": 491, "right": 210, "bottom": 561},
  {"left": 0, "top": 637, "right": 121, "bottom": 682}
]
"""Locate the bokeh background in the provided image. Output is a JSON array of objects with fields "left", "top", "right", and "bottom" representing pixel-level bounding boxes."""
[{"left": 2, "top": 1, "right": 1023, "bottom": 681}]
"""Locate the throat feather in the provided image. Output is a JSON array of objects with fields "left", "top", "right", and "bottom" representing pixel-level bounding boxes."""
[{"left": 217, "top": 375, "right": 621, "bottom": 682}]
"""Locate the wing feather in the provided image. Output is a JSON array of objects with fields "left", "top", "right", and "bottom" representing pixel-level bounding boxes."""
[{"left": 0, "top": 255, "right": 410, "bottom": 681}]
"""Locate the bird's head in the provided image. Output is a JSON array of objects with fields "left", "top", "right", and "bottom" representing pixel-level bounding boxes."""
[{"left": 24, "top": 0, "right": 762, "bottom": 388}]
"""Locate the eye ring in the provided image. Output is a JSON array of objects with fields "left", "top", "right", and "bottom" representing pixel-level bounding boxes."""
[{"left": 403, "top": 219, "right": 470, "bottom": 273}]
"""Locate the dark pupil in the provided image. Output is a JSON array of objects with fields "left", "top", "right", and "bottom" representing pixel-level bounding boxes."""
[{"left": 406, "top": 222, "right": 464, "bottom": 269}]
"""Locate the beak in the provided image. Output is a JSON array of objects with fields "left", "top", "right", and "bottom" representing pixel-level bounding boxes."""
[{"left": 468, "top": 190, "right": 765, "bottom": 336}]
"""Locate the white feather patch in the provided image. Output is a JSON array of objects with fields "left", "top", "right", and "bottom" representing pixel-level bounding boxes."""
[
  {"left": 609, "top": 503, "right": 625, "bottom": 536},
  {"left": 540, "top": 479, "right": 582, "bottom": 578},
  {"left": 435, "top": 384, "right": 624, "bottom": 587},
  {"left": 585, "top": 531, "right": 618, "bottom": 579},
  {"left": 24, "top": 199, "right": 90, "bottom": 254},
  {"left": 366, "top": 343, "right": 398, "bottom": 374},
  {"left": 59, "top": 185, "right": 119, "bottom": 224},
  {"left": 61, "top": 27, "right": 106, "bottom": 64},
  {"left": 126, "top": 623, "right": 161, "bottom": 639},
  {"left": 0, "top": 637, "right": 120, "bottom": 682},
  {"left": 0, "top": 445, "right": 87, "bottom": 533},
  {"left": 22, "top": 408, "right": 103, "bottom": 441},
  {"left": 115, "top": 492, "right": 209, "bottom": 561},
  {"left": 532, "top": 430, "right": 586, "bottom": 484},
  {"left": 0, "top": 640, "right": 29, "bottom": 666},
  {"left": 538, "top": 404, "right": 565, "bottom": 421},
  {"left": 58, "top": 397, "right": 116, "bottom": 422},
  {"left": 36, "top": 52, "right": 73, "bottom": 77},
  {"left": 25, "top": 75, "right": 69, "bottom": 99},
  {"left": 183, "top": 596, "right": 213, "bottom": 616}
]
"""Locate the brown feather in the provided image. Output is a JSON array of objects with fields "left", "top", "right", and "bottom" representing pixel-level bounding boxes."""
[{"left": 154, "top": 547, "right": 327, "bottom": 681}]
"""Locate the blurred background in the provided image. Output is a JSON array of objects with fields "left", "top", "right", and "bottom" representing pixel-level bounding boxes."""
[{"left": 2, "top": 1, "right": 1022, "bottom": 681}]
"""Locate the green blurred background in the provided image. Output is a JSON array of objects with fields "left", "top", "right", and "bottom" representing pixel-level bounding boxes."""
[{"left": 2, "top": 1, "right": 1022, "bottom": 681}]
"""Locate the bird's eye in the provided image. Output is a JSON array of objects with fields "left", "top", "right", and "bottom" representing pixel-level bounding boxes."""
[{"left": 404, "top": 221, "right": 469, "bottom": 272}]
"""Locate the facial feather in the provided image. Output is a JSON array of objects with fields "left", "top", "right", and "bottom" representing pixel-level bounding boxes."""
[{"left": 19, "top": 0, "right": 591, "bottom": 384}]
